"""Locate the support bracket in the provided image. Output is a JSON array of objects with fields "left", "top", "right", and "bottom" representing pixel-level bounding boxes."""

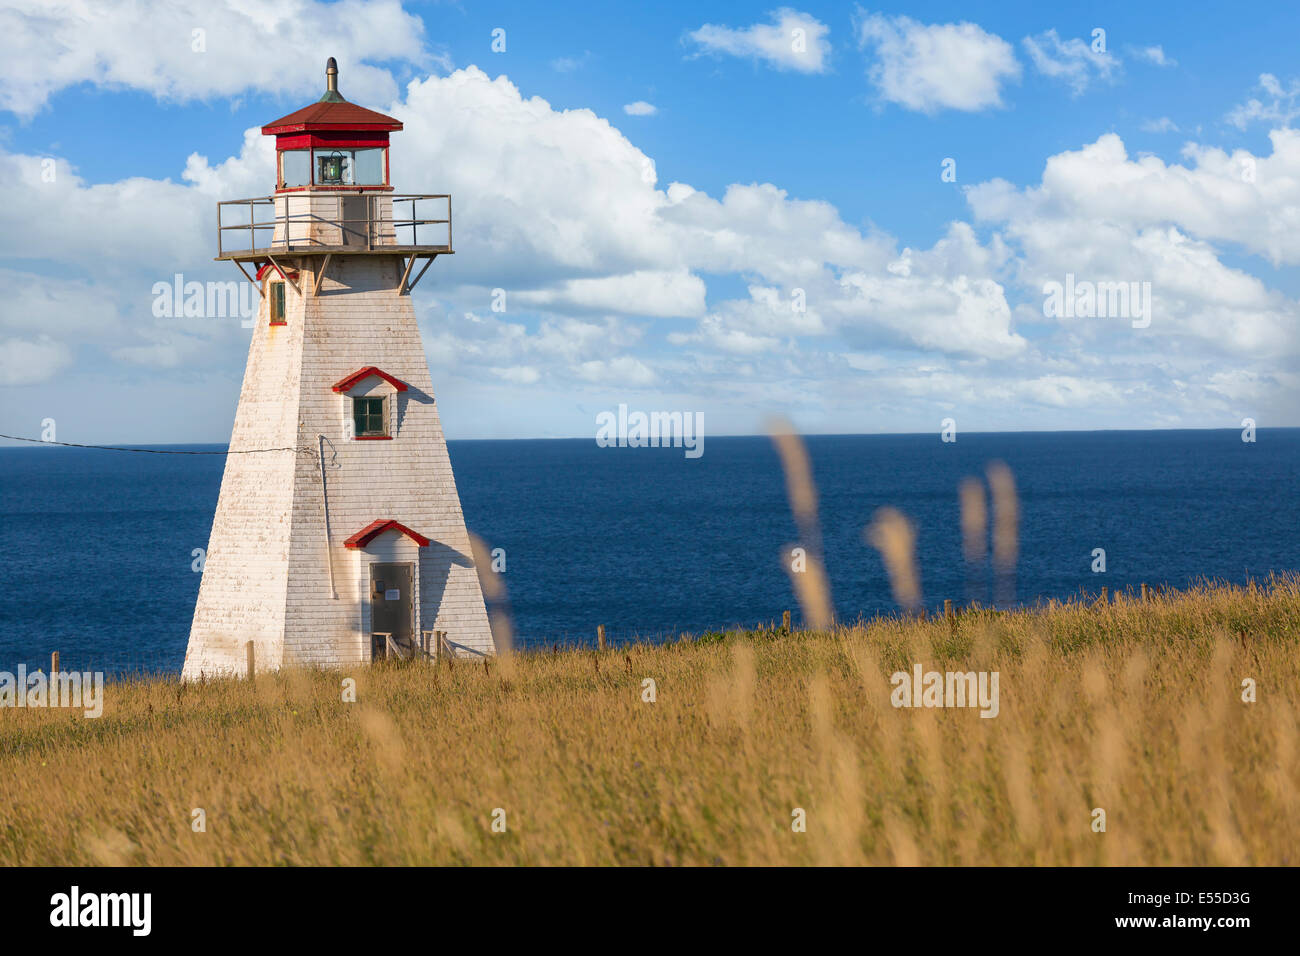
[
  {"left": 231, "top": 260, "right": 265, "bottom": 299},
  {"left": 396, "top": 254, "right": 417, "bottom": 297},
  {"left": 313, "top": 253, "right": 333, "bottom": 297},
  {"left": 405, "top": 254, "right": 439, "bottom": 295}
]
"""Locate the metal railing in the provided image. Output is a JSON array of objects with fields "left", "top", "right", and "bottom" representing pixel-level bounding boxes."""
[{"left": 216, "top": 193, "right": 452, "bottom": 257}]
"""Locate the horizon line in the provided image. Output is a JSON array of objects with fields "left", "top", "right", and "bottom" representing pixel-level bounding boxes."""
[{"left": 1, "top": 423, "right": 1295, "bottom": 450}]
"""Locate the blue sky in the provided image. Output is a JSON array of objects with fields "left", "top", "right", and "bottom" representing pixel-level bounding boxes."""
[{"left": 1, "top": 0, "right": 1298, "bottom": 443}]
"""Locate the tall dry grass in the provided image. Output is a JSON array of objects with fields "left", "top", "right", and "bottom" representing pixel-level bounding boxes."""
[{"left": 2, "top": 578, "right": 1297, "bottom": 865}]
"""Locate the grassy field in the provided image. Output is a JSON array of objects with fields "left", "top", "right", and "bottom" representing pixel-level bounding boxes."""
[{"left": 2, "top": 578, "right": 1297, "bottom": 866}]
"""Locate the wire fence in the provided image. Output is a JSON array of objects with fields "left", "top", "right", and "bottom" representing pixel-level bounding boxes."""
[
  {"left": 5, "top": 621, "right": 787, "bottom": 682},
  {"left": 0, "top": 581, "right": 1207, "bottom": 683},
  {"left": 4, "top": 650, "right": 185, "bottom": 682}
]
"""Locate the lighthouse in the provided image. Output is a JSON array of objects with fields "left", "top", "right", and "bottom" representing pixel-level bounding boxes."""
[{"left": 183, "top": 59, "right": 495, "bottom": 679}]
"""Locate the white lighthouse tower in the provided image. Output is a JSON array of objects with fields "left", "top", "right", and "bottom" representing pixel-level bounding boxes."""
[{"left": 183, "top": 59, "right": 495, "bottom": 679}]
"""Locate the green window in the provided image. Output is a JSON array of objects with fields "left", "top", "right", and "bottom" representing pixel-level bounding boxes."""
[
  {"left": 269, "top": 282, "right": 286, "bottom": 325},
  {"left": 353, "top": 397, "right": 386, "bottom": 437}
]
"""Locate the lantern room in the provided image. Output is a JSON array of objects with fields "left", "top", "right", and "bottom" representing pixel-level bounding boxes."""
[
  {"left": 261, "top": 57, "right": 401, "bottom": 192},
  {"left": 215, "top": 57, "right": 451, "bottom": 270}
]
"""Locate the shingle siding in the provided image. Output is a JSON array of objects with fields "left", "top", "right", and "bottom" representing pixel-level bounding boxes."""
[{"left": 182, "top": 254, "right": 494, "bottom": 680}]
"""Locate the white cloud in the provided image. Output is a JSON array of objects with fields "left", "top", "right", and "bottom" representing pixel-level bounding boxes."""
[
  {"left": 394, "top": 68, "right": 675, "bottom": 283},
  {"left": 0, "top": 0, "right": 434, "bottom": 118},
  {"left": 836, "top": 271, "right": 1024, "bottom": 358},
  {"left": 0, "top": 152, "right": 213, "bottom": 269},
  {"left": 3, "top": 48, "right": 1299, "bottom": 436},
  {"left": 515, "top": 270, "right": 705, "bottom": 318},
  {"left": 968, "top": 129, "right": 1300, "bottom": 268},
  {"left": 0, "top": 336, "right": 73, "bottom": 385},
  {"left": 423, "top": 310, "right": 652, "bottom": 391},
  {"left": 1018, "top": 375, "right": 1124, "bottom": 408},
  {"left": 1022, "top": 29, "right": 1120, "bottom": 95},
  {"left": 375, "top": 68, "right": 1028, "bottom": 384},
  {"left": 0, "top": 270, "right": 125, "bottom": 336},
  {"left": 668, "top": 315, "right": 782, "bottom": 355},
  {"left": 623, "top": 101, "right": 658, "bottom": 116},
  {"left": 551, "top": 53, "right": 592, "bottom": 73},
  {"left": 856, "top": 13, "right": 1021, "bottom": 113},
  {"left": 1135, "top": 45, "right": 1176, "bottom": 67},
  {"left": 1205, "top": 369, "right": 1280, "bottom": 403},
  {"left": 1226, "top": 73, "right": 1300, "bottom": 130},
  {"left": 1140, "top": 117, "right": 1179, "bottom": 133},
  {"left": 575, "top": 356, "right": 656, "bottom": 386},
  {"left": 966, "top": 133, "right": 1300, "bottom": 360},
  {"left": 111, "top": 341, "right": 192, "bottom": 368},
  {"left": 688, "top": 8, "right": 830, "bottom": 74},
  {"left": 489, "top": 365, "right": 541, "bottom": 385}
]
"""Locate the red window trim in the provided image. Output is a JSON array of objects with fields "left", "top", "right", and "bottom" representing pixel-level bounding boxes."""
[
  {"left": 353, "top": 435, "right": 392, "bottom": 441},
  {"left": 344, "top": 519, "right": 430, "bottom": 549},
  {"left": 274, "top": 184, "right": 395, "bottom": 194},
  {"left": 277, "top": 134, "right": 390, "bottom": 150}
]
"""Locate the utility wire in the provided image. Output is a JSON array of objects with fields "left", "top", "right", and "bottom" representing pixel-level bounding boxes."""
[{"left": 0, "top": 433, "right": 300, "bottom": 455}]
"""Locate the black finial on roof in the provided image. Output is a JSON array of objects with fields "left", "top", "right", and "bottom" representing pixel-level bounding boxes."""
[{"left": 320, "top": 57, "right": 345, "bottom": 103}]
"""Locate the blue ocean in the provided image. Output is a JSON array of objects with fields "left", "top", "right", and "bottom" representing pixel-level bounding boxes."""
[{"left": 1, "top": 430, "right": 1295, "bottom": 674}]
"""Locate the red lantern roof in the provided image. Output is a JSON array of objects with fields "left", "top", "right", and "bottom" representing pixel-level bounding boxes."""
[
  {"left": 262, "top": 100, "right": 402, "bottom": 134},
  {"left": 262, "top": 57, "right": 403, "bottom": 135}
]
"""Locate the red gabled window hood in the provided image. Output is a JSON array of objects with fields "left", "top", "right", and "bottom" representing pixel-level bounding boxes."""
[
  {"left": 343, "top": 520, "right": 431, "bottom": 549},
  {"left": 332, "top": 366, "right": 409, "bottom": 393}
]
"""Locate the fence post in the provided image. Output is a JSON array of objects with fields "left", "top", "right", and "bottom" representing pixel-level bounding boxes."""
[
  {"left": 51, "top": 651, "right": 59, "bottom": 675},
  {"left": 597, "top": 624, "right": 606, "bottom": 651},
  {"left": 1141, "top": 582, "right": 1149, "bottom": 602},
  {"left": 1100, "top": 586, "right": 1108, "bottom": 604},
  {"left": 246, "top": 641, "right": 255, "bottom": 681},
  {"left": 782, "top": 610, "right": 792, "bottom": 632},
  {"left": 944, "top": 599, "right": 956, "bottom": 633}
]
